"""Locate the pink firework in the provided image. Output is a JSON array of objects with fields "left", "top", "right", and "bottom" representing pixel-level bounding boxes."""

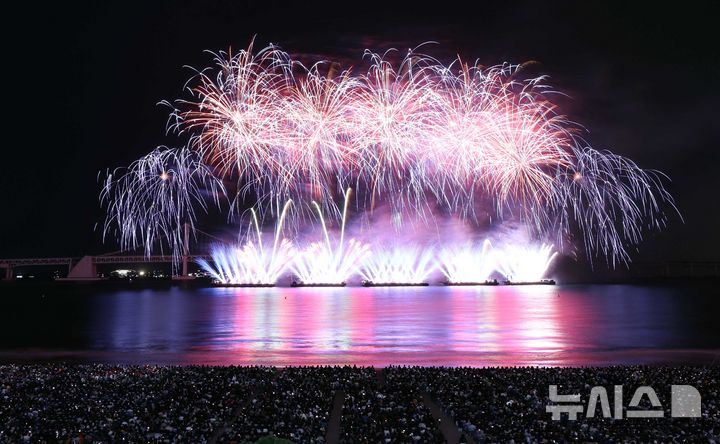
[{"left": 102, "top": 40, "right": 676, "bottom": 264}]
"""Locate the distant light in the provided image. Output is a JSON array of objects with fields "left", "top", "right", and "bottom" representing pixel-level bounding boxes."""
[
  {"left": 160, "top": 172, "right": 170, "bottom": 181},
  {"left": 139, "top": 270, "right": 146, "bottom": 276},
  {"left": 113, "top": 269, "right": 133, "bottom": 277}
]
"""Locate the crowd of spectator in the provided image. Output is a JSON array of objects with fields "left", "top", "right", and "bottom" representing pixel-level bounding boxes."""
[
  {"left": 340, "top": 366, "right": 444, "bottom": 443},
  {"left": 389, "top": 365, "right": 719, "bottom": 443},
  {"left": 220, "top": 366, "right": 341, "bottom": 443},
  {"left": 0, "top": 365, "right": 267, "bottom": 443},
  {"left": 1, "top": 364, "right": 717, "bottom": 443}
]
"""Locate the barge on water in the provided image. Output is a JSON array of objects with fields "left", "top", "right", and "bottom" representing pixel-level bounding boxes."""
[
  {"left": 443, "top": 279, "right": 499, "bottom": 286},
  {"left": 211, "top": 282, "right": 275, "bottom": 288},
  {"left": 503, "top": 279, "right": 556, "bottom": 286},
  {"left": 362, "top": 281, "right": 429, "bottom": 287},
  {"left": 291, "top": 281, "right": 346, "bottom": 287}
]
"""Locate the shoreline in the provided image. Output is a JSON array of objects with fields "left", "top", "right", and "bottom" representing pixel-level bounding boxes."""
[{"left": 2, "top": 347, "right": 718, "bottom": 367}]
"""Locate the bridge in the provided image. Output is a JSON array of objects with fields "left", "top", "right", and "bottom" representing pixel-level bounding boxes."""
[
  {"left": 0, "top": 257, "right": 73, "bottom": 280},
  {"left": 0, "top": 224, "right": 218, "bottom": 281},
  {"left": 0, "top": 254, "right": 213, "bottom": 281}
]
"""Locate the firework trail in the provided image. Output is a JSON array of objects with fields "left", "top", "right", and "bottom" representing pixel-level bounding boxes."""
[{"left": 103, "top": 40, "right": 677, "bottom": 265}]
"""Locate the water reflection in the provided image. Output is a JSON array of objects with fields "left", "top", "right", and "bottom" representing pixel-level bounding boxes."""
[{"left": 3, "top": 284, "right": 719, "bottom": 365}]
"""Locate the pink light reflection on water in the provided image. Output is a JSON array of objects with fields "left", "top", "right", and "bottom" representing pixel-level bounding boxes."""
[
  {"left": 195, "top": 285, "right": 581, "bottom": 366},
  {"left": 7, "top": 283, "right": 718, "bottom": 366}
]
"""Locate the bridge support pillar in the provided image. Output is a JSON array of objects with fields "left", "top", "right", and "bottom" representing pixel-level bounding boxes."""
[
  {"left": 182, "top": 222, "right": 189, "bottom": 277},
  {"left": 3, "top": 265, "right": 12, "bottom": 280},
  {"left": 58, "top": 256, "right": 102, "bottom": 281},
  {"left": 172, "top": 223, "right": 195, "bottom": 281}
]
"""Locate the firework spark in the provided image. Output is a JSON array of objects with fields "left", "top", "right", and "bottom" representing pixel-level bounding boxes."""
[
  {"left": 439, "top": 239, "right": 496, "bottom": 284},
  {"left": 103, "top": 40, "right": 676, "bottom": 266},
  {"left": 100, "top": 147, "right": 224, "bottom": 260},
  {"left": 198, "top": 202, "right": 295, "bottom": 285},
  {"left": 360, "top": 244, "right": 435, "bottom": 285},
  {"left": 496, "top": 243, "right": 558, "bottom": 283},
  {"left": 291, "top": 189, "right": 370, "bottom": 285}
]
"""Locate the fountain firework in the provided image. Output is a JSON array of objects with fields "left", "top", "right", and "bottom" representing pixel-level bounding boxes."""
[
  {"left": 197, "top": 202, "right": 295, "bottom": 285},
  {"left": 496, "top": 243, "right": 558, "bottom": 283},
  {"left": 360, "top": 245, "right": 435, "bottom": 286},
  {"left": 439, "top": 239, "right": 497, "bottom": 284},
  {"left": 291, "top": 189, "right": 370, "bottom": 286}
]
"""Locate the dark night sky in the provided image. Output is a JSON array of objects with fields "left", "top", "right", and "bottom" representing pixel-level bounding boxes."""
[{"left": 1, "top": 1, "right": 718, "bottom": 266}]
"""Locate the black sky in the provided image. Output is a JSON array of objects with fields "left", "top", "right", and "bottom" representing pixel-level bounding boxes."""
[{"left": 1, "top": 1, "right": 718, "bottom": 265}]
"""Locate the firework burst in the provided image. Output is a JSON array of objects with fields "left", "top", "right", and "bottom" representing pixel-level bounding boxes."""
[
  {"left": 100, "top": 147, "right": 224, "bottom": 259},
  {"left": 103, "top": 40, "right": 677, "bottom": 266}
]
